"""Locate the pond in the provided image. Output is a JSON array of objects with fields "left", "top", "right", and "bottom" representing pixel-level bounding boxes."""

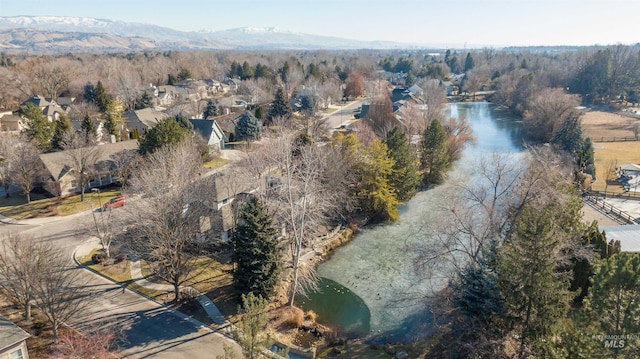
[{"left": 298, "top": 102, "right": 524, "bottom": 341}]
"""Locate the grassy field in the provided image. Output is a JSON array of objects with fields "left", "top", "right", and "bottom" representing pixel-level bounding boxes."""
[
  {"left": 591, "top": 141, "right": 640, "bottom": 192},
  {"left": 581, "top": 110, "right": 639, "bottom": 140},
  {"left": 0, "top": 188, "right": 122, "bottom": 219}
]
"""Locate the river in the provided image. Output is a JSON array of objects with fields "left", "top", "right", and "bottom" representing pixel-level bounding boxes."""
[{"left": 297, "top": 102, "right": 524, "bottom": 342}]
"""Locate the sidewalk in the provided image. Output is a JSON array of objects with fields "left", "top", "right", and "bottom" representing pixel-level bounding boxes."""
[{"left": 74, "top": 238, "right": 231, "bottom": 328}]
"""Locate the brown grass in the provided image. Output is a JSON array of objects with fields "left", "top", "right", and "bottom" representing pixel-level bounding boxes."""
[
  {"left": 0, "top": 188, "right": 122, "bottom": 219},
  {"left": 581, "top": 110, "right": 640, "bottom": 140},
  {"left": 305, "top": 310, "right": 318, "bottom": 322},
  {"left": 591, "top": 141, "right": 640, "bottom": 192},
  {"left": 203, "top": 157, "right": 229, "bottom": 169}
]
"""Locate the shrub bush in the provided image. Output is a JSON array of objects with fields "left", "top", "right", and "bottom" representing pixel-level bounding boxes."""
[{"left": 91, "top": 252, "right": 107, "bottom": 264}]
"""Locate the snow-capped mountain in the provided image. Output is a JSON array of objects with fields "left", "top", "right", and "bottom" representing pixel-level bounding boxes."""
[{"left": 0, "top": 15, "right": 415, "bottom": 52}]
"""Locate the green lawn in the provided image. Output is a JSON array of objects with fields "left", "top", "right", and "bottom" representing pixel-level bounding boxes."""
[{"left": 0, "top": 188, "right": 122, "bottom": 219}]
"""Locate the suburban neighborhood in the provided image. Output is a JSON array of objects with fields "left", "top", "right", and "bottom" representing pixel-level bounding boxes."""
[{"left": 1, "top": 9, "right": 640, "bottom": 359}]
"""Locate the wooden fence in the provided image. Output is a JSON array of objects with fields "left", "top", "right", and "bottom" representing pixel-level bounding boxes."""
[
  {"left": 584, "top": 195, "right": 638, "bottom": 224},
  {"left": 592, "top": 136, "right": 639, "bottom": 142},
  {"left": 587, "top": 190, "right": 640, "bottom": 200}
]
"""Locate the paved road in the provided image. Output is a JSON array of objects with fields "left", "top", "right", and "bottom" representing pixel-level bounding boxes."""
[
  {"left": 0, "top": 209, "right": 241, "bottom": 359},
  {"left": 322, "top": 100, "right": 363, "bottom": 130}
]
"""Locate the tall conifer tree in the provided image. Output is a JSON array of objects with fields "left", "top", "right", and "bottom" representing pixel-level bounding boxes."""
[{"left": 233, "top": 196, "right": 281, "bottom": 298}]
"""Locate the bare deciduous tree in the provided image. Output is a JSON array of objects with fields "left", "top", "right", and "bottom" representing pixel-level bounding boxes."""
[
  {"left": 0, "top": 233, "right": 90, "bottom": 338},
  {"left": 417, "top": 78, "right": 447, "bottom": 122},
  {"left": 0, "top": 134, "right": 19, "bottom": 197},
  {"left": 62, "top": 132, "right": 102, "bottom": 202},
  {"left": 415, "top": 148, "right": 575, "bottom": 279},
  {"left": 523, "top": 88, "right": 580, "bottom": 142},
  {"left": 126, "top": 141, "right": 207, "bottom": 300},
  {"left": 31, "top": 244, "right": 90, "bottom": 339},
  {"left": 10, "top": 136, "right": 43, "bottom": 203},
  {"left": 33, "top": 65, "right": 71, "bottom": 101},
  {"left": 51, "top": 324, "right": 121, "bottom": 359},
  {"left": 0, "top": 233, "right": 43, "bottom": 319},
  {"left": 364, "top": 95, "right": 399, "bottom": 138}
]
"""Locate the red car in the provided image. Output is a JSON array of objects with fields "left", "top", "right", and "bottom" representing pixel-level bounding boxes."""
[{"left": 103, "top": 195, "right": 126, "bottom": 211}]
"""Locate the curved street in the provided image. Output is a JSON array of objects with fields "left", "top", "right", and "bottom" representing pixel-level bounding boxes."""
[{"left": 0, "top": 209, "right": 241, "bottom": 359}]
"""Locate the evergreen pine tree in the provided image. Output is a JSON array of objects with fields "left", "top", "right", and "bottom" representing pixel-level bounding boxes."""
[
  {"left": 237, "top": 292, "right": 269, "bottom": 359},
  {"left": 203, "top": 99, "right": 219, "bottom": 119},
  {"left": 235, "top": 111, "right": 262, "bottom": 142},
  {"left": 81, "top": 115, "right": 97, "bottom": 139},
  {"left": 570, "top": 221, "right": 620, "bottom": 304},
  {"left": 51, "top": 113, "right": 72, "bottom": 150},
  {"left": 21, "top": 102, "right": 53, "bottom": 152},
  {"left": 254, "top": 106, "right": 264, "bottom": 120},
  {"left": 385, "top": 127, "right": 420, "bottom": 201},
  {"left": 420, "top": 119, "right": 450, "bottom": 185},
  {"left": 552, "top": 113, "right": 584, "bottom": 157},
  {"left": 233, "top": 196, "right": 281, "bottom": 298},
  {"left": 267, "top": 88, "right": 292, "bottom": 124},
  {"left": 138, "top": 117, "right": 188, "bottom": 155},
  {"left": 83, "top": 82, "right": 96, "bottom": 103},
  {"left": 104, "top": 113, "right": 119, "bottom": 140},
  {"left": 94, "top": 80, "right": 112, "bottom": 113},
  {"left": 586, "top": 253, "right": 640, "bottom": 358},
  {"left": 139, "top": 91, "right": 155, "bottom": 109},
  {"left": 498, "top": 207, "right": 572, "bottom": 354},
  {"left": 464, "top": 52, "right": 475, "bottom": 72}
]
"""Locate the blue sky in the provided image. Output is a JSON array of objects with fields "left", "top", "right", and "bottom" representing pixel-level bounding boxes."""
[{"left": 1, "top": 0, "right": 638, "bottom": 47}]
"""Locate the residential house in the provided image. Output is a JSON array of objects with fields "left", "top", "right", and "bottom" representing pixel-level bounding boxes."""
[
  {"left": 204, "top": 79, "right": 226, "bottom": 94},
  {"left": 17, "top": 96, "right": 66, "bottom": 122},
  {"left": 70, "top": 118, "right": 104, "bottom": 143},
  {"left": 618, "top": 164, "right": 640, "bottom": 192},
  {"left": 0, "top": 314, "right": 30, "bottom": 359},
  {"left": 189, "top": 119, "right": 225, "bottom": 151},
  {"left": 0, "top": 114, "right": 23, "bottom": 132},
  {"left": 123, "top": 108, "right": 168, "bottom": 135},
  {"left": 156, "top": 86, "right": 179, "bottom": 107},
  {"left": 56, "top": 96, "right": 76, "bottom": 110},
  {"left": 207, "top": 171, "right": 259, "bottom": 242},
  {"left": 408, "top": 85, "right": 424, "bottom": 97},
  {"left": 176, "top": 79, "right": 210, "bottom": 100},
  {"left": 39, "top": 140, "right": 139, "bottom": 196},
  {"left": 223, "top": 78, "right": 240, "bottom": 91}
]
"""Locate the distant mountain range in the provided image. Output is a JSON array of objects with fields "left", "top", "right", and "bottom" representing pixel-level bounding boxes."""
[{"left": 0, "top": 15, "right": 422, "bottom": 52}]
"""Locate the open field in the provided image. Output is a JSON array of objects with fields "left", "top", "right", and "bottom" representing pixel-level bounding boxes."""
[
  {"left": 581, "top": 110, "right": 640, "bottom": 140},
  {"left": 591, "top": 141, "right": 640, "bottom": 192}
]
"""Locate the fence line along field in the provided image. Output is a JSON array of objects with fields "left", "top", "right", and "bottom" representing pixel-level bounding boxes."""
[{"left": 581, "top": 110, "right": 640, "bottom": 140}]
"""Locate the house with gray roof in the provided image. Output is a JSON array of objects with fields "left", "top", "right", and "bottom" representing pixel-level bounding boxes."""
[
  {"left": 189, "top": 119, "right": 225, "bottom": 151},
  {"left": 0, "top": 314, "right": 30, "bottom": 359},
  {"left": 39, "top": 140, "right": 139, "bottom": 195},
  {"left": 17, "top": 96, "right": 66, "bottom": 122},
  {"left": 123, "top": 108, "right": 168, "bottom": 135}
]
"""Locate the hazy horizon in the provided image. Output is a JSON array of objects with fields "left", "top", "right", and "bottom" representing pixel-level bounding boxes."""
[{"left": 1, "top": 0, "right": 638, "bottom": 48}]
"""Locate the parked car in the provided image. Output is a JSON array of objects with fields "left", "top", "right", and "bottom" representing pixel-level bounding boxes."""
[{"left": 103, "top": 195, "right": 126, "bottom": 211}]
